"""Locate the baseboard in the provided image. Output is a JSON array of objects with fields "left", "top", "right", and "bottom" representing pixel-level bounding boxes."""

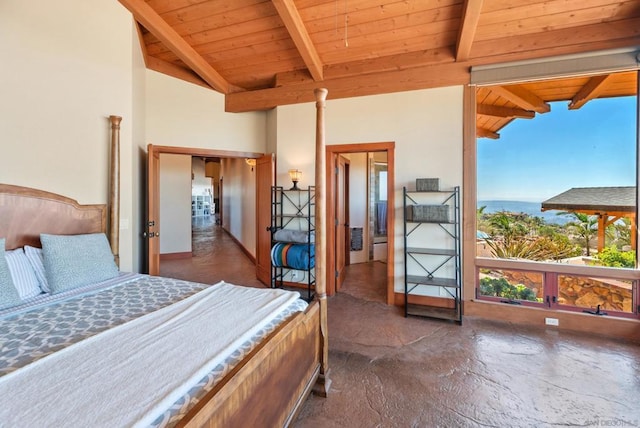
[
  {"left": 465, "top": 299, "right": 640, "bottom": 343},
  {"left": 160, "top": 252, "right": 192, "bottom": 261},
  {"left": 223, "top": 227, "right": 256, "bottom": 264},
  {"left": 393, "top": 292, "right": 640, "bottom": 342}
]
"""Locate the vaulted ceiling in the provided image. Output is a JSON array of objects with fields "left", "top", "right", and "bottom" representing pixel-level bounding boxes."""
[{"left": 118, "top": 0, "right": 640, "bottom": 114}]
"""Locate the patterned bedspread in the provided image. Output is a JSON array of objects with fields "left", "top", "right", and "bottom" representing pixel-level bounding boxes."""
[{"left": 0, "top": 274, "right": 308, "bottom": 427}]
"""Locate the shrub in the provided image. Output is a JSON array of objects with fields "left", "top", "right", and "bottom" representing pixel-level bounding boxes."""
[
  {"left": 596, "top": 246, "right": 636, "bottom": 268},
  {"left": 479, "top": 277, "right": 538, "bottom": 302}
]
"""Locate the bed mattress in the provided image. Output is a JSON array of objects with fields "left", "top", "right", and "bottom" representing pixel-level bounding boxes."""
[{"left": 0, "top": 274, "right": 308, "bottom": 427}]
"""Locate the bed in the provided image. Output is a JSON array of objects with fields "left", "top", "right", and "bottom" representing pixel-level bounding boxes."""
[{"left": 0, "top": 88, "right": 330, "bottom": 427}]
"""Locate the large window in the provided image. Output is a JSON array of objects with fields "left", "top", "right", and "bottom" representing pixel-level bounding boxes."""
[{"left": 474, "top": 70, "right": 639, "bottom": 318}]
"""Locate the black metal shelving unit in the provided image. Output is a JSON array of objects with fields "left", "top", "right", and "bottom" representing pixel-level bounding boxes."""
[
  {"left": 403, "top": 185, "right": 462, "bottom": 323},
  {"left": 270, "top": 186, "right": 316, "bottom": 301}
]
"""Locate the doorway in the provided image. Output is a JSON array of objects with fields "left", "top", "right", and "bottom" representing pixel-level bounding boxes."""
[
  {"left": 146, "top": 144, "right": 264, "bottom": 276},
  {"left": 326, "top": 142, "right": 396, "bottom": 304}
]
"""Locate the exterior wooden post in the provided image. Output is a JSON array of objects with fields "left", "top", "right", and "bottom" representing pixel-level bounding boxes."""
[
  {"left": 597, "top": 214, "right": 606, "bottom": 254},
  {"left": 109, "top": 115, "right": 122, "bottom": 267},
  {"left": 313, "top": 88, "right": 331, "bottom": 397}
]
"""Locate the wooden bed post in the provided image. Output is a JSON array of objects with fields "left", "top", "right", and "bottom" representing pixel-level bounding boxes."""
[
  {"left": 109, "top": 115, "right": 122, "bottom": 267},
  {"left": 313, "top": 88, "right": 331, "bottom": 397}
]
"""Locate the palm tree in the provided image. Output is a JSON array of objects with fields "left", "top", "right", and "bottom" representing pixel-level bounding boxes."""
[
  {"left": 606, "top": 217, "right": 632, "bottom": 249},
  {"left": 488, "top": 211, "right": 527, "bottom": 243},
  {"left": 563, "top": 212, "right": 598, "bottom": 256}
]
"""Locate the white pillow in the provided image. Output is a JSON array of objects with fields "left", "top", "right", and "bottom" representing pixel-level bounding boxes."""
[
  {"left": 5, "top": 248, "right": 42, "bottom": 299},
  {"left": 24, "top": 245, "right": 50, "bottom": 293}
]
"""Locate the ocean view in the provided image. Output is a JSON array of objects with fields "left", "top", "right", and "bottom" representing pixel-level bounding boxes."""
[{"left": 478, "top": 200, "right": 574, "bottom": 225}]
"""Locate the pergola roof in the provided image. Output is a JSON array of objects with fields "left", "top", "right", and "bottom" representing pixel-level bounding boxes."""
[{"left": 541, "top": 186, "right": 636, "bottom": 214}]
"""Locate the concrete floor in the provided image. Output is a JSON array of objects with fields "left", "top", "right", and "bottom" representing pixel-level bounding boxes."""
[{"left": 162, "top": 218, "right": 640, "bottom": 428}]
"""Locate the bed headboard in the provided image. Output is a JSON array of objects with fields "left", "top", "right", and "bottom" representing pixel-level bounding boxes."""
[{"left": 0, "top": 184, "right": 107, "bottom": 250}]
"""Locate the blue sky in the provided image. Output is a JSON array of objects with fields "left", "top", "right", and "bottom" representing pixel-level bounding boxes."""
[{"left": 477, "top": 96, "right": 637, "bottom": 202}]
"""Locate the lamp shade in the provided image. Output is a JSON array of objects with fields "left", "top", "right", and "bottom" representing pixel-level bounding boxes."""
[
  {"left": 288, "top": 169, "right": 302, "bottom": 190},
  {"left": 288, "top": 169, "right": 302, "bottom": 182}
]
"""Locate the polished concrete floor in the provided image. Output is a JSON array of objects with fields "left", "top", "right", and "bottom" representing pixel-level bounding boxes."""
[{"left": 162, "top": 218, "right": 640, "bottom": 428}]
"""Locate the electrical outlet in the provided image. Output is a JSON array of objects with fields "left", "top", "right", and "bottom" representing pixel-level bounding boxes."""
[{"left": 545, "top": 317, "right": 559, "bottom": 326}]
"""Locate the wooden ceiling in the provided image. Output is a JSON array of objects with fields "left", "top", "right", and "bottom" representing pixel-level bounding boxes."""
[{"left": 118, "top": 0, "right": 640, "bottom": 113}]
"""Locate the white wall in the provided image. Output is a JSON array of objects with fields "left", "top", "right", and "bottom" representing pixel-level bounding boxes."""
[
  {"left": 131, "top": 21, "right": 147, "bottom": 273},
  {"left": 221, "top": 158, "right": 257, "bottom": 256},
  {"left": 0, "top": 0, "right": 135, "bottom": 271},
  {"left": 159, "top": 154, "right": 192, "bottom": 255},
  {"left": 275, "top": 87, "right": 464, "bottom": 293},
  {"left": 145, "top": 71, "right": 266, "bottom": 152},
  {"left": 345, "top": 153, "right": 369, "bottom": 264}
]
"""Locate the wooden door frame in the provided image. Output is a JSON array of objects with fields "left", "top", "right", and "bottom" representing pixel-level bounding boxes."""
[
  {"left": 344, "top": 160, "right": 350, "bottom": 267},
  {"left": 255, "top": 154, "right": 276, "bottom": 286},
  {"left": 218, "top": 177, "right": 223, "bottom": 226},
  {"left": 334, "top": 155, "right": 350, "bottom": 291},
  {"left": 326, "top": 142, "right": 395, "bottom": 304},
  {"left": 146, "top": 144, "right": 263, "bottom": 274}
]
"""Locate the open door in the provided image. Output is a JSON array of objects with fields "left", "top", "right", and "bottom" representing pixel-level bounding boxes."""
[
  {"left": 334, "top": 155, "right": 350, "bottom": 291},
  {"left": 146, "top": 144, "right": 160, "bottom": 276},
  {"left": 255, "top": 154, "right": 275, "bottom": 285}
]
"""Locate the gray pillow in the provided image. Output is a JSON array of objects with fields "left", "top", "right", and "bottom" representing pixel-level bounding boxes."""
[
  {"left": 41, "top": 233, "right": 119, "bottom": 293},
  {"left": 0, "top": 238, "right": 22, "bottom": 309}
]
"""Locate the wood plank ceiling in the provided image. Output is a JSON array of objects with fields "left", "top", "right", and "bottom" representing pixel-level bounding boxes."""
[{"left": 119, "top": 0, "right": 640, "bottom": 119}]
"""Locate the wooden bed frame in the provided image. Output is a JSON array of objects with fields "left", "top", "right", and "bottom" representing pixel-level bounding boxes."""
[{"left": 0, "top": 88, "right": 330, "bottom": 427}]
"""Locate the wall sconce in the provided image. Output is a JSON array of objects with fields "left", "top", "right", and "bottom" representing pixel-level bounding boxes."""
[
  {"left": 245, "top": 158, "right": 257, "bottom": 171},
  {"left": 288, "top": 169, "right": 302, "bottom": 190}
]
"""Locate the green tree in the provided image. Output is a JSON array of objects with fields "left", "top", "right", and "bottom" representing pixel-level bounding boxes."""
[
  {"left": 487, "top": 211, "right": 528, "bottom": 242},
  {"left": 562, "top": 212, "right": 598, "bottom": 256},
  {"left": 606, "top": 217, "right": 632, "bottom": 249}
]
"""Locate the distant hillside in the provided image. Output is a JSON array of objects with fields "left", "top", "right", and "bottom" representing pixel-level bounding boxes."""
[{"left": 478, "top": 200, "right": 574, "bottom": 225}]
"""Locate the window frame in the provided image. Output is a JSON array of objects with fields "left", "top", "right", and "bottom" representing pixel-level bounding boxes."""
[{"left": 465, "top": 69, "right": 640, "bottom": 321}]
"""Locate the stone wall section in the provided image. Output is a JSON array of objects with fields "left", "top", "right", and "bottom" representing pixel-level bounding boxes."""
[{"left": 500, "top": 270, "right": 632, "bottom": 313}]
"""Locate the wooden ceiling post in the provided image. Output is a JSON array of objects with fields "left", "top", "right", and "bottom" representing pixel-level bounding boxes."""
[{"left": 313, "top": 87, "right": 330, "bottom": 397}]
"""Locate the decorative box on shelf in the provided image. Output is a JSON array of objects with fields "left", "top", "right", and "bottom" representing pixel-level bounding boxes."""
[
  {"left": 416, "top": 178, "right": 439, "bottom": 192},
  {"left": 406, "top": 204, "right": 449, "bottom": 222}
]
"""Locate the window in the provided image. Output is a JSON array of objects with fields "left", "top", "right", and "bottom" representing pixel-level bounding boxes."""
[{"left": 473, "top": 70, "right": 639, "bottom": 319}]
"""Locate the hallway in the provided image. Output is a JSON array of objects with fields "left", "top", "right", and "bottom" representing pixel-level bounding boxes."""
[
  {"left": 159, "top": 220, "right": 640, "bottom": 428},
  {"left": 159, "top": 216, "right": 263, "bottom": 288}
]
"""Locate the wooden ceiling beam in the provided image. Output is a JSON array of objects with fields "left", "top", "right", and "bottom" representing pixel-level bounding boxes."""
[
  {"left": 456, "top": 0, "right": 484, "bottom": 61},
  {"left": 476, "top": 127, "right": 499, "bottom": 139},
  {"left": 118, "top": 0, "right": 240, "bottom": 94},
  {"left": 146, "top": 57, "right": 213, "bottom": 90},
  {"left": 226, "top": 61, "right": 471, "bottom": 112},
  {"left": 271, "top": 0, "right": 324, "bottom": 81},
  {"left": 477, "top": 104, "right": 535, "bottom": 119},
  {"left": 135, "top": 23, "right": 149, "bottom": 67},
  {"left": 489, "top": 86, "right": 550, "bottom": 113},
  {"left": 569, "top": 74, "right": 613, "bottom": 110}
]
